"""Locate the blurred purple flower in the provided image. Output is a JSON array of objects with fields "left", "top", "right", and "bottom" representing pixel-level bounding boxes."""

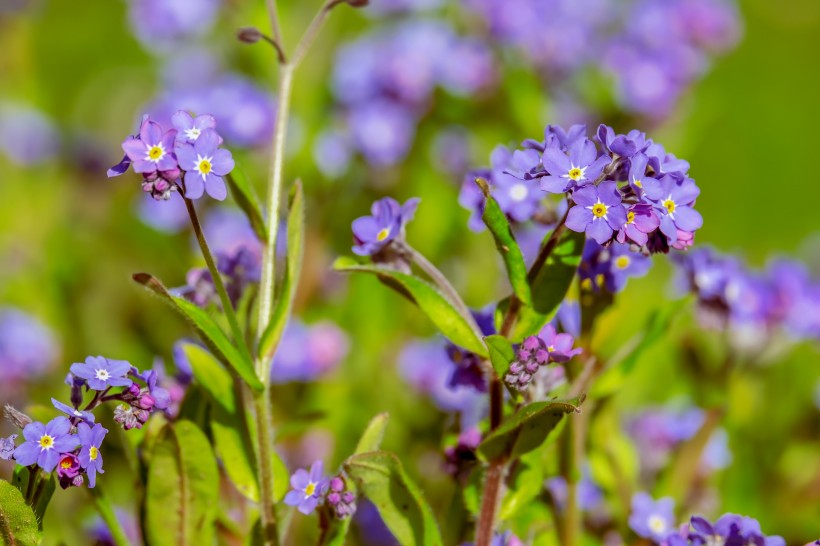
[
  {"left": 271, "top": 320, "right": 349, "bottom": 383},
  {"left": 313, "top": 129, "right": 352, "bottom": 178},
  {"left": 348, "top": 101, "right": 416, "bottom": 167},
  {"left": 0, "top": 102, "right": 60, "bottom": 166},
  {"left": 126, "top": 0, "right": 220, "bottom": 52},
  {"left": 0, "top": 307, "right": 59, "bottom": 383},
  {"left": 629, "top": 492, "right": 675, "bottom": 541}
]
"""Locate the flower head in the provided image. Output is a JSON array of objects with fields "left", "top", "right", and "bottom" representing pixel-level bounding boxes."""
[
  {"left": 540, "top": 138, "right": 610, "bottom": 193},
  {"left": 51, "top": 398, "right": 96, "bottom": 424},
  {"left": 352, "top": 197, "right": 420, "bottom": 256},
  {"left": 121, "top": 118, "right": 178, "bottom": 174},
  {"left": 70, "top": 356, "right": 133, "bottom": 391},
  {"left": 13, "top": 417, "right": 79, "bottom": 472},
  {"left": 628, "top": 492, "right": 675, "bottom": 542},
  {"left": 171, "top": 110, "right": 218, "bottom": 145},
  {"left": 565, "top": 181, "right": 627, "bottom": 244},
  {"left": 56, "top": 452, "right": 83, "bottom": 489},
  {"left": 78, "top": 422, "right": 108, "bottom": 488},
  {"left": 646, "top": 175, "right": 703, "bottom": 245},
  {"left": 284, "top": 461, "right": 329, "bottom": 515},
  {"left": 175, "top": 128, "right": 234, "bottom": 200},
  {"left": 537, "top": 324, "right": 582, "bottom": 363},
  {"left": 617, "top": 203, "right": 660, "bottom": 246}
]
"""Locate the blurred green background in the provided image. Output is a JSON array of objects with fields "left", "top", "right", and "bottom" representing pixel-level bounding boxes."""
[{"left": 1, "top": 0, "right": 818, "bottom": 543}]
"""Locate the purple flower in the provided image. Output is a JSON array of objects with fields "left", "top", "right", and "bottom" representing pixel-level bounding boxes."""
[
  {"left": 284, "top": 461, "right": 329, "bottom": 515},
  {"left": 348, "top": 100, "right": 416, "bottom": 166},
  {"left": 596, "top": 125, "right": 649, "bottom": 159},
  {"left": 0, "top": 307, "right": 59, "bottom": 384},
  {"left": 565, "top": 181, "right": 627, "bottom": 244},
  {"left": 646, "top": 175, "right": 703, "bottom": 245},
  {"left": 616, "top": 204, "right": 660, "bottom": 246},
  {"left": 171, "top": 110, "right": 217, "bottom": 144},
  {"left": 628, "top": 492, "right": 675, "bottom": 541},
  {"left": 490, "top": 147, "right": 544, "bottom": 222},
  {"left": 56, "top": 453, "right": 83, "bottom": 489},
  {"left": 538, "top": 324, "right": 582, "bottom": 363},
  {"left": 140, "top": 370, "right": 172, "bottom": 411},
  {"left": 687, "top": 514, "right": 785, "bottom": 546},
  {"left": 78, "top": 422, "right": 108, "bottom": 488},
  {"left": 0, "top": 102, "right": 60, "bottom": 166},
  {"left": 541, "top": 138, "right": 610, "bottom": 193},
  {"left": 605, "top": 244, "right": 652, "bottom": 292},
  {"left": 126, "top": 0, "right": 220, "bottom": 52},
  {"left": 71, "top": 356, "right": 133, "bottom": 391},
  {"left": 547, "top": 467, "right": 604, "bottom": 512},
  {"left": 313, "top": 129, "right": 352, "bottom": 179},
  {"left": 175, "top": 128, "right": 234, "bottom": 200},
  {"left": 271, "top": 320, "right": 350, "bottom": 383},
  {"left": 0, "top": 434, "right": 17, "bottom": 460},
  {"left": 13, "top": 417, "right": 79, "bottom": 472},
  {"left": 51, "top": 398, "right": 96, "bottom": 424},
  {"left": 626, "top": 153, "right": 660, "bottom": 197},
  {"left": 326, "top": 476, "right": 357, "bottom": 519},
  {"left": 352, "top": 197, "right": 420, "bottom": 256},
  {"left": 121, "top": 118, "right": 178, "bottom": 174}
]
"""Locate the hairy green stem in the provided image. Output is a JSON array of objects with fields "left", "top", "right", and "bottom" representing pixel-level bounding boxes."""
[
  {"left": 183, "top": 197, "right": 252, "bottom": 360},
  {"left": 254, "top": 387, "right": 280, "bottom": 546},
  {"left": 90, "top": 485, "right": 132, "bottom": 546}
]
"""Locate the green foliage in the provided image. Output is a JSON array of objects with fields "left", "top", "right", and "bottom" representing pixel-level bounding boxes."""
[
  {"left": 0, "top": 480, "right": 41, "bottom": 546},
  {"left": 333, "top": 257, "right": 487, "bottom": 357},
  {"left": 225, "top": 169, "right": 268, "bottom": 243},
  {"left": 529, "top": 230, "right": 585, "bottom": 316},
  {"left": 132, "top": 273, "right": 263, "bottom": 391},
  {"left": 484, "top": 334, "right": 515, "bottom": 377},
  {"left": 179, "top": 343, "right": 236, "bottom": 413},
  {"left": 259, "top": 180, "right": 305, "bottom": 361},
  {"left": 499, "top": 455, "right": 546, "bottom": 521},
  {"left": 11, "top": 467, "right": 55, "bottom": 531},
  {"left": 475, "top": 177, "right": 531, "bottom": 306},
  {"left": 478, "top": 397, "right": 584, "bottom": 462},
  {"left": 144, "top": 420, "right": 219, "bottom": 546},
  {"left": 344, "top": 451, "right": 443, "bottom": 546}
]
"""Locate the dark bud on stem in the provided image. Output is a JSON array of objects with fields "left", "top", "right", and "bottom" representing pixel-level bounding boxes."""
[
  {"left": 345, "top": 0, "right": 369, "bottom": 6},
  {"left": 237, "top": 27, "right": 263, "bottom": 44},
  {"left": 4, "top": 405, "right": 33, "bottom": 429}
]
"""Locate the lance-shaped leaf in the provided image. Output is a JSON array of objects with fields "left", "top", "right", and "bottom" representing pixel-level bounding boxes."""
[
  {"left": 344, "top": 451, "right": 443, "bottom": 546},
  {"left": 145, "top": 420, "right": 219, "bottom": 546},
  {"left": 484, "top": 335, "right": 515, "bottom": 378},
  {"left": 0, "top": 480, "right": 41, "bottom": 546},
  {"left": 226, "top": 169, "right": 267, "bottom": 243},
  {"left": 333, "top": 258, "right": 487, "bottom": 357},
  {"left": 529, "top": 230, "right": 584, "bottom": 316},
  {"left": 259, "top": 180, "right": 304, "bottom": 361},
  {"left": 478, "top": 397, "right": 584, "bottom": 462},
  {"left": 475, "top": 177, "right": 531, "bottom": 306},
  {"left": 133, "top": 273, "right": 262, "bottom": 392}
]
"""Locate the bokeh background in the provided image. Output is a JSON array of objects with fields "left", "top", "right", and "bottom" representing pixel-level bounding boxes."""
[{"left": 1, "top": 0, "right": 819, "bottom": 544}]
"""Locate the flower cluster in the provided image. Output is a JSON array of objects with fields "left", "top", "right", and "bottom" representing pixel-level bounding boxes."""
[
  {"left": 674, "top": 247, "right": 820, "bottom": 344},
  {"left": 505, "top": 324, "right": 581, "bottom": 391},
  {"left": 629, "top": 495, "right": 786, "bottom": 546},
  {"left": 1, "top": 356, "right": 171, "bottom": 489},
  {"left": 315, "top": 19, "right": 495, "bottom": 173},
  {"left": 284, "top": 461, "right": 357, "bottom": 519},
  {"left": 465, "top": 0, "right": 741, "bottom": 117},
  {"left": 579, "top": 240, "right": 652, "bottom": 294},
  {"left": 109, "top": 112, "right": 234, "bottom": 201}
]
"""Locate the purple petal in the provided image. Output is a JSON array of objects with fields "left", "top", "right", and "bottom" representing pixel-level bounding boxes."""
[
  {"left": 586, "top": 219, "right": 613, "bottom": 244},
  {"left": 571, "top": 185, "right": 598, "bottom": 206},
  {"left": 193, "top": 114, "right": 217, "bottom": 131},
  {"left": 673, "top": 206, "right": 703, "bottom": 231},
  {"left": 352, "top": 217, "right": 381, "bottom": 241},
  {"left": 290, "top": 469, "right": 310, "bottom": 490},
  {"left": 284, "top": 490, "right": 304, "bottom": 507},
  {"left": 210, "top": 149, "right": 234, "bottom": 176},
  {"left": 176, "top": 144, "right": 197, "bottom": 171},
  {"left": 12, "top": 442, "right": 40, "bottom": 466},
  {"left": 540, "top": 175, "right": 569, "bottom": 194},
  {"left": 597, "top": 181, "right": 622, "bottom": 206},
  {"left": 184, "top": 171, "right": 205, "bottom": 199},
  {"left": 106, "top": 359, "right": 132, "bottom": 377},
  {"left": 542, "top": 148, "right": 571, "bottom": 175},
  {"left": 140, "top": 120, "right": 162, "bottom": 145},
  {"left": 309, "top": 460, "right": 325, "bottom": 482},
  {"left": 122, "top": 138, "right": 147, "bottom": 162},
  {"left": 298, "top": 496, "right": 319, "bottom": 515},
  {"left": 659, "top": 215, "right": 678, "bottom": 241},
  {"left": 46, "top": 416, "right": 71, "bottom": 437},
  {"left": 565, "top": 206, "right": 592, "bottom": 232},
  {"left": 171, "top": 111, "right": 194, "bottom": 132},
  {"left": 584, "top": 155, "right": 610, "bottom": 180},
  {"left": 194, "top": 128, "right": 220, "bottom": 156},
  {"left": 39, "top": 448, "right": 60, "bottom": 472},
  {"left": 52, "top": 435, "right": 80, "bottom": 453},
  {"left": 22, "top": 422, "right": 46, "bottom": 442},
  {"left": 605, "top": 205, "right": 627, "bottom": 230},
  {"left": 204, "top": 174, "right": 227, "bottom": 201}
]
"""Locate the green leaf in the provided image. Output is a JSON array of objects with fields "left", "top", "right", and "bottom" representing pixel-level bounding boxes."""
[
  {"left": 132, "top": 273, "right": 263, "bottom": 392},
  {"left": 475, "top": 177, "right": 531, "bottom": 306},
  {"left": 333, "top": 258, "right": 487, "bottom": 357},
  {"left": 344, "top": 451, "right": 443, "bottom": 546},
  {"left": 590, "top": 300, "right": 687, "bottom": 398},
  {"left": 259, "top": 180, "right": 304, "bottom": 361},
  {"left": 0, "top": 479, "right": 41, "bottom": 546},
  {"left": 212, "top": 405, "right": 259, "bottom": 503},
  {"left": 484, "top": 335, "right": 515, "bottom": 377},
  {"left": 225, "top": 169, "right": 268, "bottom": 243},
  {"left": 478, "top": 397, "right": 584, "bottom": 462},
  {"left": 179, "top": 343, "right": 236, "bottom": 413},
  {"left": 499, "top": 457, "right": 545, "bottom": 521},
  {"left": 11, "top": 468, "right": 55, "bottom": 530},
  {"left": 355, "top": 412, "right": 390, "bottom": 454},
  {"left": 144, "top": 420, "right": 219, "bottom": 546},
  {"left": 529, "top": 230, "right": 584, "bottom": 316}
]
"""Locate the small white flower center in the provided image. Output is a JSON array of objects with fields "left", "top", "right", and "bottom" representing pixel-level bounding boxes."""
[
  {"left": 73, "top": 410, "right": 83, "bottom": 417},
  {"left": 563, "top": 164, "right": 587, "bottom": 181},
  {"left": 146, "top": 144, "right": 165, "bottom": 162},
  {"left": 509, "top": 183, "right": 528, "bottom": 202},
  {"left": 589, "top": 200, "right": 608, "bottom": 219},
  {"left": 184, "top": 127, "right": 201, "bottom": 141},
  {"left": 38, "top": 434, "right": 54, "bottom": 450},
  {"left": 95, "top": 368, "right": 110, "bottom": 381},
  {"left": 305, "top": 482, "right": 317, "bottom": 497},
  {"left": 648, "top": 515, "right": 667, "bottom": 534}
]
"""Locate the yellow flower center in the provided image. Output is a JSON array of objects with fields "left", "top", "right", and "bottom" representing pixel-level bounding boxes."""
[
  {"left": 568, "top": 167, "right": 583, "bottom": 181},
  {"left": 663, "top": 198, "right": 676, "bottom": 214},
  {"left": 147, "top": 145, "right": 164, "bottom": 161},
  {"left": 547, "top": 345, "right": 555, "bottom": 352},
  {"left": 305, "top": 482, "right": 316, "bottom": 496},
  {"left": 38, "top": 435, "right": 54, "bottom": 450},
  {"left": 595, "top": 273, "right": 605, "bottom": 287},
  {"left": 580, "top": 278, "right": 592, "bottom": 291},
  {"left": 198, "top": 159, "right": 212, "bottom": 175},
  {"left": 615, "top": 256, "right": 630, "bottom": 269},
  {"left": 633, "top": 179, "right": 643, "bottom": 188},
  {"left": 376, "top": 228, "right": 391, "bottom": 242},
  {"left": 89, "top": 446, "right": 99, "bottom": 461},
  {"left": 60, "top": 458, "right": 73, "bottom": 469},
  {"left": 592, "top": 203, "right": 608, "bottom": 218},
  {"left": 648, "top": 515, "right": 667, "bottom": 534},
  {"left": 626, "top": 211, "right": 635, "bottom": 225}
]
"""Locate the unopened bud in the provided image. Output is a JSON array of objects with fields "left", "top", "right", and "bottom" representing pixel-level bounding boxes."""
[{"left": 237, "top": 27, "right": 262, "bottom": 44}]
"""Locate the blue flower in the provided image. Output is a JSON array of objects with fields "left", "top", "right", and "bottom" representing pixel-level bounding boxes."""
[{"left": 70, "top": 356, "right": 133, "bottom": 391}]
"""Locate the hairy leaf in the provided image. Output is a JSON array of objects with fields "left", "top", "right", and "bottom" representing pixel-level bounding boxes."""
[{"left": 0, "top": 480, "right": 41, "bottom": 546}]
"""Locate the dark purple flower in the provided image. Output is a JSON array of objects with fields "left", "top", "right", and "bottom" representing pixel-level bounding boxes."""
[
  {"left": 175, "top": 268, "right": 218, "bottom": 307},
  {"left": 687, "top": 514, "right": 785, "bottom": 546},
  {"left": 626, "top": 153, "right": 660, "bottom": 197},
  {"left": 646, "top": 175, "right": 703, "bottom": 245},
  {"left": 70, "top": 356, "right": 133, "bottom": 391},
  {"left": 13, "top": 417, "right": 79, "bottom": 472},
  {"left": 284, "top": 461, "right": 329, "bottom": 515},
  {"left": 51, "top": 398, "right": 96, "bottom": 424},
  {"left": 175, "top": 128, "right": 234, "bottom": 200},
  {"left": 596, "top": 125, "right": 649, "bottom": 159},
  {"left": 121, "top": 118, "right": 177, "bottom": 174},
  {"left": 0, "top": 434, "right": 17, "bottom": 460},
  {"left": 628, "top": 492, "right": 675, "bottom": 541},
  {"left": 444, "top": 427, "right": 481, "bottom": 476},
  {"left": 616, "top": 204, "right": 660, "bottom": 246},
  {"left": 565, "top": 181, "right": 627, "bottom": 244},
  {"left": 352, "top": 197, "right": 420, "bottom": 256},
  {"left": 541, "top": 138, "right": 609, "bottom": 193},
  {"left": 171, "top": 110, "right": 217, "bottom": 144},
  {"left": 56, "top": 453, "right": 82, "bottom": 489},
  {"left": 78, "top": 422, "right": 107, "bottom": 488}
]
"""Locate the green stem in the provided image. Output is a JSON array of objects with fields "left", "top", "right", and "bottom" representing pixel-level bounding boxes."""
[
  {"left": 254, "top": 386, "right": 280, "bottom": 546},
  {"left": 183, "top": 197, "right": 253, "bottom": 361},
  {"left": 90, "top": 486, "right": 132, "bottom": 546},
  {"left": 24, "top": 466, "right": 37, "bottom": 504}
]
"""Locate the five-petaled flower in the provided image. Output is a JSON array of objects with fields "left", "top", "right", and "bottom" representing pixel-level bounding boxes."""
[
  {"left": 172, "top": 110, "right": 218, "bottom": 145},
  {"left": 645, "top": 175, "right": 703, "bottom": 245},
  {"left": 351, "top": 197, "right": 420, "bottom": 256},
  {"left": 540, "top": 138, "right": 610, "bottom": 193},
  {"left": 565, "top": 181, "right": 627, "bottom": 244},
  {"left": 78, "top": 422, "right": 108, "bottom": 488},
  {"left": 121, "top": 118, "right": 178, "bottom": 174},
  {"left": 628, "top": 492, "right": 675, "bottom": 542},
  {"left": 175, "top": 128, "right": 234, "bottom": 201},
  {"left": 70, "top": 356, "right": 133, "bottom": 391},
  {"left": 13, "top": 417, "right": 79, "bottom": 472},
  {"left": 284, "top": 461, "right": 329, "bottom": 515}
]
